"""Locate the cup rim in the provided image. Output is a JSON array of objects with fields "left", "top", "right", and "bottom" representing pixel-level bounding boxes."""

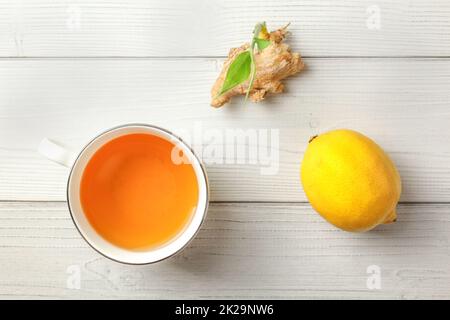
[{"left": 66, "top": 123, "right": 209, "bottom": 265}]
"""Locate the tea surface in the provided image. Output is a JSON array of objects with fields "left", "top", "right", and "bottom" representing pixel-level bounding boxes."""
[{"left": 80, "top": 133, "right": 199, "bottom": 250}]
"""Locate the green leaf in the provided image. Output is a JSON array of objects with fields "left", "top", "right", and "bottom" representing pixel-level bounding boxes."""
[
  {"left": 217, "top": 22, "right": 272, "bottom": 100},
  {"left": 218, "top": 50, "right": 252, "bottom": 96},
  {"left": 254, "top": 38, "right": 271, "bottom": 50},
  {"left": 257, "top": 22, "right": 270, "bottom": 40},
  {"left": 252, "top": 22, "right": 271, "bottom": 52}
]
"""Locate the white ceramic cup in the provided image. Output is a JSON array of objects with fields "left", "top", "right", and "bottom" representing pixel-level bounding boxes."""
[{"left": 39, "top": 124, "right": 209, "bottom": 264}]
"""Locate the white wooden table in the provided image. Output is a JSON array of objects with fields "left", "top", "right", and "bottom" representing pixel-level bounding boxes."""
[{"left": 1, "top": 0, "right": 450, "bottom": 299}]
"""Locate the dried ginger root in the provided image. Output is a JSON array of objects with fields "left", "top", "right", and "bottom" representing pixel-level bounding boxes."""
[{"left": 211, "top": 25, "right": 304, "bottom": 107}]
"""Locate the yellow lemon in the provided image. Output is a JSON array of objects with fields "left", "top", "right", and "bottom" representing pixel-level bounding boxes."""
[{"left": 300, "top": 129, "right": 401, "bottom": 232}]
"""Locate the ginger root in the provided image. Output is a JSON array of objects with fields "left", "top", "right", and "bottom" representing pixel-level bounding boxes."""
[{"left": 211, "top": 25, "right": 304, "bottom": 107}]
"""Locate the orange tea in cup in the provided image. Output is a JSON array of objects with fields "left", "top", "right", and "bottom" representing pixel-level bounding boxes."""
[{"left": 80, "top": 133, "right": 199, "bottom": 250}]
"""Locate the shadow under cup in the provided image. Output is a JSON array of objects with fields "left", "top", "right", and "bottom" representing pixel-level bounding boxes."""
[{"left": 67, "top": 124, "right": 209, "bottom": 264}]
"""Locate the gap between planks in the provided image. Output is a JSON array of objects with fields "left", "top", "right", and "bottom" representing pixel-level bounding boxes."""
[
  {"left": 1, "top": 56, "right": 450, "bottom": 60},
  {"left": 1, "top": 200, "right": 450, "bottom": 205}
]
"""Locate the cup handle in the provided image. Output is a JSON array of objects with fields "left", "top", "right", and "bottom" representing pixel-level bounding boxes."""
[{"left": 38, "top": 138, "right": 77, "bottom": 168}]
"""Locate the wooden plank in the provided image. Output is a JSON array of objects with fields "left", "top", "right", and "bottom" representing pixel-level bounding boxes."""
[
  {"left": 1, "top": 58, "right": 450, "bottom": 202},
  {"left": 0, "top": 201, "right": 448, "bottom": 299},
  {"left": 1, "top": 0, "right": 450, "bottom": 57}
]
